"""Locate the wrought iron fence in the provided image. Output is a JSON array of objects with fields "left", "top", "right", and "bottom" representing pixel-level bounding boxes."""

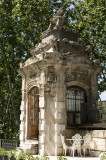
[
  {"left": 0, "top": 139, "right": 19, "bottom": 151},
  {"left": 81, "top": 101, "right": 106, "bottom": 124}
]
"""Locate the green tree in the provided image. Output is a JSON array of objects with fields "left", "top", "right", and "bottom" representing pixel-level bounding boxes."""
[
  {"left": 67, "top": 0, "right": 106, "bottom": 93},
  {"left": 0, "top": 0, "right": 21, "bottom": 139},
  {"left": 0, "top": 0, "right": 105, "bottom": 139},
  {"left": 0, "top": 0, "right": 73, "bottom": 139}
]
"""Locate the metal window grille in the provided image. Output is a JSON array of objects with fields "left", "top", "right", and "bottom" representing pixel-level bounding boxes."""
[
  {"left": 67, "top": 86, "right": 86, "bottom": 125},
  {"left": 0, "top": 139, "right": 19, "bottom": 151}
]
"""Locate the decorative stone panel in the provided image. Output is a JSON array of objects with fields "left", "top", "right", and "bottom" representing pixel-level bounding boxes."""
[
  {"left": 66, "top": 72, "right": 90, "bottom": 85},
  {"left": 46, "top": 71, "right": 56, "bottom": 82},
  {"left": 45, "top": 82, "right": 56, "bottom": 97}
]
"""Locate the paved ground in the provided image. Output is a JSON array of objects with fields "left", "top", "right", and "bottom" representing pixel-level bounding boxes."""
[
  {"left": 48, "top": 156, "right": 100, "bottom": 160},
  {"left": 33, "top": 155, "right": 100, "bottom": 160}
]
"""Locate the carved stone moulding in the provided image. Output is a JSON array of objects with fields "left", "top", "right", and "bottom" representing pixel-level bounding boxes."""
[
  {"left": 39, "top": 88, "right": 45, "bottom": 97},
  {"left": 28, "top": 73, "right": 37, "bottom": 79}
]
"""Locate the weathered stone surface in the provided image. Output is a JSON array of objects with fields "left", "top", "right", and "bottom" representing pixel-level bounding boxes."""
[
  {"left": 20, "top": 101, "right": 25, "bottom": 110},
  {"left": 18, "top": 9, "right": 103, "bottom": 156},
  {"left": 56, "top": 102, "right": 65, "bottom": 109},
  {"left": 90, "top": 141, "right": 95, "bottom": 150},
  {"left": 55, "top": 124, "right": 65, "bottom": 131},
  {"left": 39, "top": 97, "right": 45, "bottom": 108},
  {"left": 20, "top": 113, "right": 25, "bottom": 121},
  {"left": 92, "top": 138, "right": 106, "bottom": 151},
  {"left": 40, "top": 109, "right": 45, "bottom": 119},
  {"left": 20, "top": 132, "right": 24, "bottom": 141},
  {"left": 56, "top": 147, "right": 63, "bottom": 156},
  {"left": 39, "top": 149, "right": 44, "bottom": 156},
  {"left": 39, "top": 135, "right": 45, "bottom": 143},
  {"left": 91, "top": 130, "right": 104, "bottom": 138},
  {"left": 20, "top": 123, "right": 24, "bottom": 131},
  {"left": 55, "top": 112, "right": 61, "bottom": 119},
  {"left": 104, "top": 130, "right": 106, "bottom": 138},
  {"left": 39, "top": 124, "right": 45, "bottom": 131}
]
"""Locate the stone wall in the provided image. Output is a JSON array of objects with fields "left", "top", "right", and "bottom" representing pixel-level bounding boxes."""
[
  {"left": 43, "top": 68, "right": 67, "bottom": 156},
  {"left": 80, "top": 130, "right": 106, "bottom": 156}
]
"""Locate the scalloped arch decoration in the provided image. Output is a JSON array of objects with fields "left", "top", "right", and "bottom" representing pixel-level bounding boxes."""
[{"left": 26, "top": 79, "right": 39, "bottom": 93}]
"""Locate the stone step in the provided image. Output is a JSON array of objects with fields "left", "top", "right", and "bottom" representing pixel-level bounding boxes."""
[
  {"left": 25, "top": 139, "right": 38, "bottom": 144},
  {"left": 18, "top": 141, "right": 38, "bottom": 154}
]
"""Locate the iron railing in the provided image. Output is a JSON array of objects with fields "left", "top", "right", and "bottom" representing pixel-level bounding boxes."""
[
  {"left": 81, "top": 101, "right": 106, "bottom": 124},
  {"left": 0, "top": 139, "right": 19, "bottom": 151}
]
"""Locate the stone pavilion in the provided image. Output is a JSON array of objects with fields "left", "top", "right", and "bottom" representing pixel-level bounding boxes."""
[{"left": 18, "top": 10, "right": 106, "bottom": 156}]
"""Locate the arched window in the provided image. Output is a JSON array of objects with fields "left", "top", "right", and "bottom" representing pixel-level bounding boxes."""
[
  {"left": 28, "top": 87, "right": 39, "bottom": 139},
  {"left": 67, "top": 86, "right": 86, "bottom": 126}
]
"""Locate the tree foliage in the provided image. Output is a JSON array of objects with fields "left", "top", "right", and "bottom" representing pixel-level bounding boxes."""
[
  {"left": 69, "top": 0, "right": 106, "bottom": 93},
  {"left": 0, "top": 0, "right": 105, "bottom": 139}
]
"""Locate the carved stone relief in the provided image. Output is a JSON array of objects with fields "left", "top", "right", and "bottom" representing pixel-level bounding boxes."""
[
  {"left": 66, "top": 72, "right": 90, "bottom": 85},
  {"left": 29, "top": 73, "right": 37, "bottom": 79},
  {"left": 46, "top": 66, "right": 56, "bottom": 83},
  {"left": 45, "top": 82, "right": 56, "bottom": 97},
  {"left": 26, "top": 78, "right": 38, "bottom": 92},
  {"left": 46, "top": 72, "right": 56, "bottom": 82}
]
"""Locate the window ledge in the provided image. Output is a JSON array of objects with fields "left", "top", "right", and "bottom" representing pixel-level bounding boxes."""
[
  {"left": 66, "top": 123, "right": 106, "bottom": 130},
  {"left": 78, "top": 123, "right": 106, "bottom": 129}
]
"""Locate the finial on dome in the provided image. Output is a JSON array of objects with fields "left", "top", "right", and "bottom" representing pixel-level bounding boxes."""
[
  {"left": 56, "top": 9, "right": 64, "bottom": 16},
  {"left": 47, "top": 9, "right": 67, "bottom": 31}
]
